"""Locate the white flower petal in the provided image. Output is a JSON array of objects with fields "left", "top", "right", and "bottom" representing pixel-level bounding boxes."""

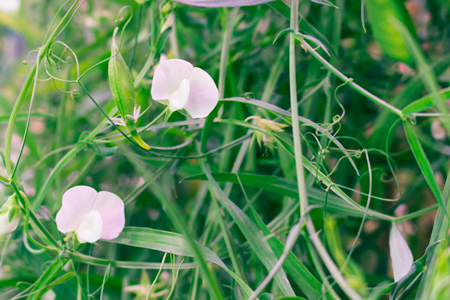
[
  {"left": 168, "top": 78, "right": 190, "bottom": 111},
  {"left": 75, "top": 210, "right": 103, "bottom": 243},
  {"left": 0, "top": 197, "right": 20, "bottom": 235},
  {"left": 151, "top": 59, "right": 193, "bottom": 101},
  {"left": 0, "top": 212, "right": 19, "bottom": 235},
  {"left": 390, "top": 224, "right": 413, "bottom": 282},
  {"left": 184, "top": 67, "right": 219, "bottom": 118},
  {"left": 107, "top": 117, "right": 126, "bottom": 127},
  {"left": 56, "top": 186, "right": 97, "bottom": 234},
  {"left": 174, "top": 0, "right": 274, "bottom": 7},
  {"left": 0, "top": 213, "right": 11, "bottom": 235},
  {"left": 0, "top": 0, "right": 20, "bottom": 14},
  {"left": 93, "top": 191, "right": 125, "bottom": 240}
]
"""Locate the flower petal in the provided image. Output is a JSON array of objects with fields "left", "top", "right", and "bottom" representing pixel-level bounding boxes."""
[
  {"left": 168, "top": 78, "right": 190, "bottom": 111},
  {"left": 56, "top": 186, "right": 97, "bottom": 234},
  {"left": 151, "top": 59, "right": 193, "bottom": 101},
  {"left": 184, "top": 67, "right": 219, "bottom": 118},
  {"left": 174, "top": 0, "right": 274, "bottom": 7},
  {"left": 0, "top": 0, "right": 20, "bottom": 14},
  {"left": 0, "top": 212, "right": 19, "bottom": 235},
  {"left": 389, "top": 224, "right": 413, "bottom": 281},
  {"left": 75, "top": 210, "right": 103, "bottom": 243},
  {"left": 93, "top": 191, "right": 125, "bottom": 240}
]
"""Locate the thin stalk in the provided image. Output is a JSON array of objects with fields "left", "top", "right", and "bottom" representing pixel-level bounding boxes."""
[
  {"left": 297, "top": 36, "right": 402, "bottom": 117},
  {"left": 289, "top": 0, "right": 308, "bottom": 217},
  {"left": 54, "top": 70, "right": 70, "bottom": 194},
  {"left": 320, "top": 0, "right": 344, "bottom": 146},
  {"left": 169, "top": 12, "right": 180, "bottom": 59},
  {"left": 129, "top": 3, "right": 143, "bottom": 69},
  {"left": 188, "top": 268, "right": 200, "bottom": 300},
  {"left": 4, "top": 0, "right": 80, "bottom": 176},
  {"left": 289, "top": 2, "right": 362, "bottom": 299},
  {"left": 218, "top": 8, "right": 238, "bottom": 100},
  {"left": 134, "top": 1, "right": 156, "bottom": 88}
]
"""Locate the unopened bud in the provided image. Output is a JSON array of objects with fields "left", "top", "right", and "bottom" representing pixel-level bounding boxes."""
[{"left": 0, "top": 195, "right": 21, "bottom": 235}]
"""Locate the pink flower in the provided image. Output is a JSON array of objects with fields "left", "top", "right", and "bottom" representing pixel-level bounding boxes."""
[
  {"left": 389, "top": 224, "right": 413, "bottom": 281},
  {"left": 173, "top": 0, "right": 274, "bottom": 7},
  {"left": 151, "top": 59, "right": 219, "bottom": 119},
  {"left": 0, "top": 0, "right": 20, "bottom": 14},
  {"left": 56, "top": 186, "right": 125, "bottom": 243}
]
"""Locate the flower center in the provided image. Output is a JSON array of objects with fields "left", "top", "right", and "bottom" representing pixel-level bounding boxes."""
[
  {"left": 75, "top": 210, "right": 103, "bottom": 243},
  {"left": 168, "top": 78, "right": 190, "bottom": 112}
]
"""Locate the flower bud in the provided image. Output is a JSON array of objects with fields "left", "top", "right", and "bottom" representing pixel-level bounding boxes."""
[
  {"left": 161, "top": 2, "right": 173, "bottom": 18},
  {"left": 0, "top": 195, "right": 21, "bottom": 235}
]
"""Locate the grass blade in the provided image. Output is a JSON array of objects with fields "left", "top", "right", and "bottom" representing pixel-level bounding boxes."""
[{"left": 403, "top": 121, "right": 446, "bottom": 216}]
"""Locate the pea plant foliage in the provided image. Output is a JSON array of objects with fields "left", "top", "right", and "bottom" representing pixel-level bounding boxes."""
[{"left": 1, "top": 0, "right": 450, "bottom": 299}]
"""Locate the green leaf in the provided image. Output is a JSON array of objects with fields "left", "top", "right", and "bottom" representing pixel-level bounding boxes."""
[
  {"left": 68, "top": 251, "right": 197, "bottom": 269},
  {"left": 108, "top": 27, "right": 136, "bottom": 129},
  {"left": 311, "top": 0, "right": 337, "bottom": 8},
  {"left": 402, "top": 87, "right": 450, "bottom": 115},
  {"left": 108, "top": 227, "right": 226, "bottom": 268},
  {"left": 403, "top": 121, "right": 446, "bottom": 215},
  {"left": 365, "top": 0, "right": 417, "bottom": 65}
]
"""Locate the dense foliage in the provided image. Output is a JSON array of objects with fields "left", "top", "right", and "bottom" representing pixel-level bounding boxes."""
[{"left": 1, "top": 0, "right": 450, "bottom": 299}]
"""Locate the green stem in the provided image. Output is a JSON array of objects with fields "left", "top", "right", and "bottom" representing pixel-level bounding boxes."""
[
  {"left": 134, "top": 1, "right": 156, "bottom": 88},
  {"left": 218, "top": 8, "right": 238, "bottom": 100},
  {"left": 4, "top": 0, "right": 80, "bottom": 176},
  {"left": 289, "top": 1, "right": 362, "bottom": 299},
  {"left": 289, "top": 0, "right": 308, "bottom": 217}
]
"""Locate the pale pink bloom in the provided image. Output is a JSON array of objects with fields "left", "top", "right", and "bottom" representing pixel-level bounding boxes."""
[
  {"left": 151, "top": 59, "right": 219, "bottom": 119},
  {"left": 389, "top": 224, "right": 413, "bottom": 281},
  {"left": 431, "top": 120, "right": 446, "bottom": 140},
  {"left": 173, "top": 0, "right": 274, "bottom": 7},
  {"left": 0, "top": 0, "right": 20, "bottom": 14},
  {"left": 56, "top": 186, "right": 125, "bottom": 243}
]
